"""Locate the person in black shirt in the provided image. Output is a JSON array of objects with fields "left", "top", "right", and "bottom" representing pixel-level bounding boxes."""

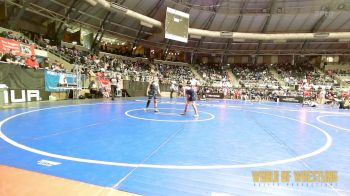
[
  {"left": 40, "top": 58, "right": 50, "bottom": 68},
  {"left": 180, "top": 81, "right": 199, "bottom": 118},
  {"left": 110, "top": 76, "right": 118, "bottom": 101},
  {"left": 1, "top": 50, "right": 17, "bottom": 63}
]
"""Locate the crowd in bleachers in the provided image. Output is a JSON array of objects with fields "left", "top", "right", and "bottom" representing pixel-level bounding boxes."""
[
  {"left": 275, "top": 63, "right": 337, "bottom": 87},
  {"left": 1, "top": 28, "right": 349, "bottom": 108},
  {"left": 156, "top": 63, "right": 194, "bottom": 84},
  {"left": 0, "top": 31, "right": 31, "bottom": 44},
  {"left": 232, "top": 64, "right": 280, "bottom": 89},
  {"left": 44, "top": 43, "right": 202, "bottom": 86},
  {"left": 0, "top": 31, "right": 67, "bottom": 71},
  {"left": 197, "top": 63, "right": 231, "bottom": 87},
  {"left": 326, "top": 69, "right": 350, "bottom": 75}
]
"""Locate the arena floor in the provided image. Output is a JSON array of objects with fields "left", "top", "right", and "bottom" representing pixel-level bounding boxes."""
[{"left": 0, "top": 98, "right": 349, "bottom": 196}]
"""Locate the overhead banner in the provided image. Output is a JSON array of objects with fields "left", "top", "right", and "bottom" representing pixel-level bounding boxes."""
[
  {"left": 44, "top": 70, "right": 77, "bottom": 92},
  {"left": 0, "top": 37, "right": 36, "bottom": 57}
]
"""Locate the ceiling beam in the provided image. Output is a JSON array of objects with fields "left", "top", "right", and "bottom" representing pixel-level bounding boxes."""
[
  {"left": 132, "top": 0, "right": 165, "bottom": 56},
  {"left": 190, "top": 0, "right": 220, "bottom": 62},
  {"left": 254, "top": 0, "right": 276, "bottom": 64},
  {"left": 55, "top": 0, "right": 79, "bottom": 41},
  {"left": 221, "top": 0, "right": 248, "bottom": 64},
  {"left": 113, "top": 0, "right": 139, "bottom": 28},
  {"left": 10, "top": 0, "right": 31, "bottom": 30},
  {"left": 91, "top": 11, "right": 112, "bottom": 53},
  {"left": 300, "top": 1, "right": 341, "bottom": 53},
  {"left": 47, "top": 0, "right": 147, "bottom": 35}
]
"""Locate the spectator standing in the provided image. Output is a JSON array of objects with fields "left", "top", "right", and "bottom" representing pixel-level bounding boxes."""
[
  {"left": 170, "top": 80, "right": 177, "bottom": 99},
  {"left": 110, "top": 76, "right": 118, "bottom": 100}
]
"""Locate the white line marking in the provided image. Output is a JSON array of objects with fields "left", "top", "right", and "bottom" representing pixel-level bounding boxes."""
[
  {"left": 37, "top": 159, "right": 61, "bottom": 167},
  {"left": 316, "top": 115, "right": 350, "bottom": 132},
  {"left": 125, "top": 108, "right": 215, "bottom": 122},
  {"left": 112, "top": 125, "right": 185, "bottom": 188},
  {"left": 0, "top": 103, "right": 332, "bottom": 170},
  {"left": 211, "top": 192, "right": 231, "bottom": 196},
  {"left": 155, "top": 112, "right": 182, "bottom": 116}
]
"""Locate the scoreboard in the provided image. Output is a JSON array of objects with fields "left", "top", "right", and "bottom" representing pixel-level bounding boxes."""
[{"left": 165, "top": 7, "right": 189, "bottom": 43}]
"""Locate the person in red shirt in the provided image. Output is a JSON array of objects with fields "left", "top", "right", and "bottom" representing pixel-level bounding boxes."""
[
  {"left": 26, "top": 55, "right": 39, "bottom": 69},
  {"left": 303, "top": 89, "right": 311, "bottom": 97}
]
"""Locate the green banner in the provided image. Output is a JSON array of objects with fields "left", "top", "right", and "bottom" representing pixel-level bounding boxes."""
[
  {"left": 123, "top": 80, "right": 170, "bottom": 97},
  {"left": 0, "top": 63, "right": 45, "bottom": 90},
  {"left": 0, "top": 63, "right": 171, "bottom": 99}
]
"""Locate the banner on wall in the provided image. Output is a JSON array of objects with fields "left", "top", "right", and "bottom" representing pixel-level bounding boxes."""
[
  {"left": 278, "top": 96, "right": 303, "bottom": 103},
  {"left": 0, "top": 63, "right": 50, "bottom": 101},
  {"left": 205, "top": 93, "right": 224, "bottom": 99},
  {"left": 44, "top": 70, "right": 77, "bottom": 92},
  {"left": 0, "top": 37, "right": 35, "bottom": 56}
]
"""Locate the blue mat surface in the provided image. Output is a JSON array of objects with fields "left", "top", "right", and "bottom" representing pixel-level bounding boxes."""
[{"left": 0, "top": 98, "right": 349, "bottom": 195}]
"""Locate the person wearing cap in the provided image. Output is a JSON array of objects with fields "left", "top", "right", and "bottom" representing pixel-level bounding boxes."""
[
  {"left": 110, "top": 75, "right": 118, "bottom": 100},
  {"left": 180, "top": 80, "right": 199, "bottom": 118}
]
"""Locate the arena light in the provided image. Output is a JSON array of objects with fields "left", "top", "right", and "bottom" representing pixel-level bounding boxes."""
[
  {"left": 94, "top": 0, "right": 161, "bottom": 27},
  {"left": 110, "top": 2, "right": 128, "bottom": 13},
  {"left": 140, "top": 21, "right": 153, "bottom": 28},
  {"left": 233, "top": 38, "right": 245, "bottom": 42},
  {"left": 338, "top": 4, "right": 345, "bottom": 10},
  {"left": 339, "top": 38, "right": 350, "bottom": 42},
  {"left": 273, "top": 39, "right": 287, "bottom": 43},
  {"left": 220, "top": 31, "right": 233, "bottom": 38},
  {"left": 94, "top": 0, "right": 110, "bottom": 8},
  {"left": 189, "top": 28, "right": 350, "bottom": 40},
  {"left": 262, "top": 8, "right": 268, "bottom": 13},
  {"left": 84, "top": 0, "right": 97, "bottom": 6},
  {"left": 277, "top": 7, "right": 283, "bottom": 14},
  {"left": 126, "top": 10, "right": 162, "bottom": 27},
  {"left": 314, "top": 33, "right": 330, "bottom": 38},
  {"left": 190, "top": 34, "right": 201, "bottom": 39}
]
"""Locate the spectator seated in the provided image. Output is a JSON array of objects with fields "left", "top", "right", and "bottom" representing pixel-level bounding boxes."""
[{"left": 232, "top": 64, "right": 279, "bottom": 89}]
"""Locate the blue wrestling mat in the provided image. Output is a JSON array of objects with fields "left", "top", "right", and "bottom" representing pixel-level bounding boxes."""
[{"left": 0, "top": 98, "right": 349, "bottom": 195}]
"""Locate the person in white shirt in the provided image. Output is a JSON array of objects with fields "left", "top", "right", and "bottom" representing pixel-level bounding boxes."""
[
  {"left": 110, "top": 76, "right": 118, "bottom": 100},
  {"left": 190, "top": 78, "right": 199, "bottom": 86},
  {"left": 170, "top": 80, "right": 177, "bottom": 99}
]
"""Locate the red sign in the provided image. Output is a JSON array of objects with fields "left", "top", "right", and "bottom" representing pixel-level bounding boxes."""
[{"left": 0, "top": 37, "right": 35, "bottom": 57}]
